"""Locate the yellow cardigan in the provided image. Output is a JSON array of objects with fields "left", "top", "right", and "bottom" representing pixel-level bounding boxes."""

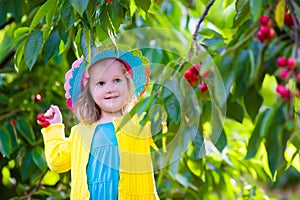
[{"left": 41, "top": 116, "right": 159, "bottom": 200}]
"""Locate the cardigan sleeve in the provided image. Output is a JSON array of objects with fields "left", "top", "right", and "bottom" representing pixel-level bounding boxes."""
[{"left": 41, "top": 123, "right": 71, "bottom": 173}]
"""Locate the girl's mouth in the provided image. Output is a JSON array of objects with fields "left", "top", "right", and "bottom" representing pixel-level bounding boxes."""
[{"left": 104, "top": 96, "right": 118, "bottom": 100}]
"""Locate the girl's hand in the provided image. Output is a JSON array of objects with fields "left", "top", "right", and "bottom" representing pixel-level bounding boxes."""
[{"left": 37, "top": 105, "right": 62, "bottom": 128}]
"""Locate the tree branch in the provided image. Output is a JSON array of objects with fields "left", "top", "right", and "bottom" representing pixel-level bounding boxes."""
[
  {"left": 286, "top": 0, "right": 299, "bottom": 59},
  {"left": 192, "top": 0, "right": 215, "bottom": 42},
  {"left": 0, "top": 17, "right": 15, "bottom": 30},
  {"left": 187, "top": 0, "right": 215, "bottom": 60}
]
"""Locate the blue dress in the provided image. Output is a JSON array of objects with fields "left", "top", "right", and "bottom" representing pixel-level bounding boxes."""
[{"left": 86, "top": 122, "right": 120, "bottom": 200}]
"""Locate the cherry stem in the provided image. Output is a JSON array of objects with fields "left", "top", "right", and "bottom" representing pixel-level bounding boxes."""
[
  {"left": 286, "top": 0, "right": 299, "bottom": 59},
  {"left": 188, "top": 0, "right": 215, "bottom": 60}
]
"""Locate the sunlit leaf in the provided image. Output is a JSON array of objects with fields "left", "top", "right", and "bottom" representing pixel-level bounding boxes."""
[
  {"left": 29, "top": 0, "right": 58, "bottom": 31},
  {"left": 234, "top": 0, "right": 250, "bottom": 27},
  {"left": 135, "top": 0, "right": 151, "bottom": 13},
  {"left": 41, "top": 171, "right": 60, "bottom": 186},
  {"left": 275, "top": 0, "right": 285, "bottom": 30}
]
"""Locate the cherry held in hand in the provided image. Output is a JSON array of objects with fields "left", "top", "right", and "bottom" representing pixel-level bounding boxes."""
[{"left": 37, "top": 114, "right": 50, "bottom": 128}]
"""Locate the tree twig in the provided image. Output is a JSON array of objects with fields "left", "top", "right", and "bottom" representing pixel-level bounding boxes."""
[
  {"left": 27, "top": 169, "right": 48, "bottom": 200},
  {"left": 187, "top": 0, "right": 215, "bottom": 60},
  {"left": 192, "top": 0, "right": 215, "bottom": 42},
  {"left": 286, "top": 0, "right": 299, "bottom": 59}
]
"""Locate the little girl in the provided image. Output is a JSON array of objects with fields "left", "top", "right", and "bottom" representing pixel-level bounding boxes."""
[{"left": 38, "top": 49, "right": 159, "bottom": 200}]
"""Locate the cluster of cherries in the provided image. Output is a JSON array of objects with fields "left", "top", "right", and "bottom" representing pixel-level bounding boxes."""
[
  {"left": 183, "top": 62, "right": 208, "bottom": 93},
  {"left": 37, "top": 114, "right": 50, "bottom": 128},
  {"left": 275, "top": 56, "right": 299, "bottom": 100},
  {"left": 257, "top": 15, "right": 276, "bottom": 43},
  {"left": 257, "top": 11, "right": 296, "bottom": 43},
  {"left": 256, "top": 11, "right": 299, "bottom": 101}
]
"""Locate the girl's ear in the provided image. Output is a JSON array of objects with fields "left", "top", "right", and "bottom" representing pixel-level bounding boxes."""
[{"left": 81, "top": 71, "right": 89, "bottom": 89}]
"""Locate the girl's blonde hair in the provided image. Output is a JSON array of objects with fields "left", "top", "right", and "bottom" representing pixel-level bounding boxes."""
[{"left": 74, "top": 59, "right": 135, "bottom": 124}]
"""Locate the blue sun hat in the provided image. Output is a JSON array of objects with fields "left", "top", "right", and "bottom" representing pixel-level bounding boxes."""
[{"left": 64, "top": 48, "right": 150, "bottom": 111}]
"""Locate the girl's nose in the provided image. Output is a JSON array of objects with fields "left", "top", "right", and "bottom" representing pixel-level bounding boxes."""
[{"left": 105, "top": 82, "right": 116, "bottom": 93}]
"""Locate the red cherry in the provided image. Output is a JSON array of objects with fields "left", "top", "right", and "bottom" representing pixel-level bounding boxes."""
[
  {"left": 279, "top": 69, "right": 289, "bottom": 80},
  {"left": 37, "top": 114, "right": 46, "bottom": 122},
  {"left": 184, "top": 70, "right": 192, "bottom": 80},
  {"left": 276, "top": 84, "right": 285, "bottom": 93},
  {"left": 284, "top": 13, "right": 294, "bottom": 27},
  {"left": 276, "top": 84, "right": 291, "bottom": 100},
  {"left": 277, "top": 57, "right": 287, "bottom": 67},
  {"left": 199, "top": 83, "right": 208, "bottom": 93},
  {"left": 269, "top": 28, "right": 276, "bottom": 39},
  {"left": 260, "top": 26, "right": 271, "bottom": 38},
  {"left": 297, "top": 73, "right": 300, "bottom": 83},
  {"left": 41, "top": 120, "right": 50, "bottom": 128},
  {"left": 287, "top": 58, "right": 296, "bottom": 69},
  {"left": 34, "top": 94, "right": 42, "bottom": 103},
  {"left": 257, "top": 31, "right": 264, "bottom": 42},
  {"left": 259, "top": 15, "right": 270, "bottom": 25},
  {"left": 105, "top": 0, "right": 113, "bottom": 2}
]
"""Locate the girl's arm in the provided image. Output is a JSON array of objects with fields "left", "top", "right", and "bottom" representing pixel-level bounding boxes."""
[{"left": 40, "top": 105, "right": 71, "bottom": 173}]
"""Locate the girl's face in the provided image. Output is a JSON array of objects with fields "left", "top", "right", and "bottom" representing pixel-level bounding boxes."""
[{"left": 88, "top": 59, "right": 130, "bottom": 120}]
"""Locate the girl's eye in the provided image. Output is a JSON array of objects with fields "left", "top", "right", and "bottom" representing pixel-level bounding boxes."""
[
  {"left": 114, "top": 79, "right": 121, "bottom": 83},
  {"left": 97, "top": 81, "right": 105, "bottom": 86}
]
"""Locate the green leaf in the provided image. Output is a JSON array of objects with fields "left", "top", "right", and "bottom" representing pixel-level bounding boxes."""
[
  {"left": 71, "top": 0, "right": 89, "bottom": 16},
  {"left": 16, "top": 118, "right": 36, "bottom": 145},
  {"left": 61, "top": 1, "right": 76, "bottom": 31},
  {"left": 260, "top": 103, "right": 282, "bottom": 138},
  {"left": 232, "top": 50, "right": 249, "bottom": 99},
  {"left": 191, "top": 130, "right": 205, "bottom": 159},
  {"left": 233, "top": 0, "right": 250, "bottom": 27},
  {"left": 244, "top": 85, "right": 263, "bottom": 121},
  {"left": 135, "top": 0, "right": 151, "bottom": 12},
  {"left": 21, "top": 150, "right": 38, "bottom": 181},
  {"left": 24, "top": 31, "right": 43, "bottom": 70},
  {"left": 14, "top": 39, "right": 26, "bottom": 70},
  {"left": 43, "top": 30, "right": 60, "bottom": 62},
  {"left": 226, "top": 98, "right": 244, "bottom": 123},
  {"left": 14, "top": 27, "right": 29, "bottom": 38},
  {"left": 29, "top": 0, "right": 58, "bottom": 31},
  {"left": 41, "top": 171, "right": 60, "bottom": 186},
  {"left": 0, "top": 126, "right": 12, "bottom": 158},
  {"left": 215, "top": 129, "right": 227, "bottom": 152},
  {"left": 264, "top": 106, "right": 287, "bottom": 177},
  {"left": 198, "top": 28, "right": 223, "bottom": 39},
  {"left": 32, "top": 146, "right": 47, "bottom": 172},
  {"left": 46, "top": 0, "right": 58, "bottom": 27},
  {"left": 249, "top": 0, "right": 261, "bottom": 22},
  {"left": 216, "top": 55, "right": 234, "bottom": 98},
  {"left": 165, "top": 94, "right": 180, "bottom": 123},
  {"left": 246, "top": 109, "right": 269, "bottom": 159}
]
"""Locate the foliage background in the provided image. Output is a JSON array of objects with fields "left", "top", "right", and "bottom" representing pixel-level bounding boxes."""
[{"left": 0, "top": 0, "right": 300, "bottom": 199}]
